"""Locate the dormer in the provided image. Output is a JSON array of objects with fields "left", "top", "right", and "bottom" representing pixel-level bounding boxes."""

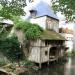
[
  {"left": 29, "top": 10, "right": 37, "bottom": 18},
  {"left": 29, "top": 0, "right": 34, "bottom": 3}
]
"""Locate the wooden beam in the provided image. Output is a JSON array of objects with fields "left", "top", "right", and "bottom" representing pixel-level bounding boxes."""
[
  {"left": 39, "top": 40, "right": 42, "bottom": 69},
  {"left": 47, "top": 47, "right": 50, "bottom": 66}
]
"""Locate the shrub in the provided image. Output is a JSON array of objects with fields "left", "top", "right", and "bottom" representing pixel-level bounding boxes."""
[
  {"left": 25, "top": 25, "right": 42, "bottom": 39},
  {"left": 15, "top": 21, "right": 32, "bottom": 32},
  {"left": 0, "top": 36, "right": 23, "bottom": 62},
  {"left": 65, "top": 50, "right": 75, "bottom": 57},
  {"left": 21, "top": 59, "right": 35, "bottom": 69},
  {"left": 0, "top": 58, "right": 7, "bottom": 66},
  {"left": 15, "top": 21, "right": 43, "bottom": 40}
]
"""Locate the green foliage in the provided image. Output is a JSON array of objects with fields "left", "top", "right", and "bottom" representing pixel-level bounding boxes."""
[
  {"left": 0, "top": 27, "right": 9, "bottom": 40},
  {"left": 21, "top": 59, "right": 35, "bottom": 69},
  {"left": 52, "top": 0, "right": 75, "bottom": 21},
  {"left": 65, "top": 51, "right": 75, "bottom": 57},
  {"left": 0, "top": 59, "right": 7, "bottom": 67},
  {"left": 25, "top": 25, "right": 42, "bottom": 39},
  {"left": 0, "top": 25, "right": 3, "bottom": 29},
  {"left": 3, "top": 63, "right": 16, "bottom": 70},
  {"left": 0, "top": 0, "right": 26, "bottom": 19},
  {"left": 15, "top": 21, "right": 32, "bottom": 32},
  {"left": 0, "top": 36, "right": 23, "bottom": 61},
  {"left": 15, "top": 21, "right": 43, "bottom": 40},
  {"left": 0, "top": 24, "right": 12, "bottom": 40}
]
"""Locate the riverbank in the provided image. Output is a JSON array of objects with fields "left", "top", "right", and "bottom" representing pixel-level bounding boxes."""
[
  {"left": 0, "top": 56, "right": 75, "bottom": 75},
  {"left": 0, "top": 59, "right": 39, "bottom": 75}
]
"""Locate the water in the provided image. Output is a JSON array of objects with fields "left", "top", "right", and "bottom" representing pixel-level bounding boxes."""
[{"left": 19, "top": 57, "right": 75, "bottom": 75}]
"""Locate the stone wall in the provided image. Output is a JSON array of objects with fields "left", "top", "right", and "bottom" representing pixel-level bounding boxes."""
[{"left": 46, "top": 16, "right": 59, "bottom": 32}]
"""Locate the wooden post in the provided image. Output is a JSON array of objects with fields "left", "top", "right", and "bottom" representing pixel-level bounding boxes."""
[
  {"left": 39, "top": 40, "right": 42, "bottom": 69},
  {"left": 57, "top": 47, "right": 59, "bottom": 62},
  {"left": 39, "top": 63, "right": 41, "bottom": 69},
  {"left": 47, "top": 47, "right": 50, "bottom": 66},
  {"left": 47, "top": 61, "right": 49, "bottom": 66},
  {"left": 39, "top": 48, "right": 42, "bottom": 69}
]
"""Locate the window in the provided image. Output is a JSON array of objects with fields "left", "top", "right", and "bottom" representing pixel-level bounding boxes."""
[
  {"left": 45, "top": 51, "right": 48, "bottom": 56},
  {"left": 30, "top": 10, "right": 37, "bottom": 18},
  {"left": 46, "top": 19, "right": 52, "bottom": 30},
  {"left": 59, "top": 28, "right": 63, "bottom": 33}
]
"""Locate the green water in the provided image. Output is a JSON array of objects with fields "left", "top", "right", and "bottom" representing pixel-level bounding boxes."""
[{"left": 19, "top": 57, "right": 75, "bottom": 75}]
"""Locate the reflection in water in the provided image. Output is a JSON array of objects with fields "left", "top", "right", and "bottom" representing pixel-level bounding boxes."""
[
  {"left": 64, "top": 58, "right": 72, "bottom": 75},
  {"left": 19, "top": 57, "right": 75, "bottom": 75}
]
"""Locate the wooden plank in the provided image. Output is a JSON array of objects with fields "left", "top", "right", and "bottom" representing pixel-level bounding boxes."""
[{"left": 49, "top": 58, "right": 58, "bottom": 61}]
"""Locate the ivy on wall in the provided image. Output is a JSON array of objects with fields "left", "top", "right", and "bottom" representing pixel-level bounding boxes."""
[
  {"left": 15, "top": 21, "right": 43, "bottom": 40},
  {"left": 0, "top": 20, "right": 43, "bottom": 62}
]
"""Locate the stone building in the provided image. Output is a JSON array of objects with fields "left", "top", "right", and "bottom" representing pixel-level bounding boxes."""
[
  {"left": 21, "top": 0, "right": 66, "bottom": 68},
  {"left": 59, "top": 28, "right": 74, "bottom": 53}
]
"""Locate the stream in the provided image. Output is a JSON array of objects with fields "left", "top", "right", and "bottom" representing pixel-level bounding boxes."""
[{"left": 19, "top": 57, "right": 75, "bottom": 75}]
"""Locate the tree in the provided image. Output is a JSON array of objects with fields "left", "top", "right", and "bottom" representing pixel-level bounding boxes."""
[
  {"left": 0, "top": 36, "right": 23, "bottom": 62},
  {"left": 52, "top": 0, "right": 75, "bottom": 21},
  {"left": 0, "top": 0, "right": 26, "bottom": 19}
]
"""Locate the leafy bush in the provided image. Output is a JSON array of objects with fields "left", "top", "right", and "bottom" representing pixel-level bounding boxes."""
[
  {"left": 65, "top": 50, "right": 75, "bottom": 57},
  {"left": 21, "top": 59, "right": 35, "bottom": 69},
  {"left": 0, "top": 27, "right": 9, "bottom": 40},
  {"left": 0, "top": 36, "right": 23, "bottom": 62},
  {"left": 15, "top": 21, "right": 32, "bottom": 32},
  {"left": 0, "top": 59, "right": 7, "bottom": 66},
  {"left": 15, "top": 21, "right": 43, "bottom": 40},
  {"left": 25, "top": 25, "right": 42, "bottom": 39}
]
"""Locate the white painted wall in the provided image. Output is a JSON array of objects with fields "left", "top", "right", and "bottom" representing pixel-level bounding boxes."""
[
  {"left": 30, "top": 16, "right": 46, "bottom": 29},
  {"left": 60, "top": 33, "right": 74, "bottom": 52},
  {"left": 65, "top": 41, "right": 73, "bottom": 52}
]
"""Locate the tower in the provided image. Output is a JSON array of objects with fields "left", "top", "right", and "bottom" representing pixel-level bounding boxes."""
[{"left": 24, "top": 0, "right": 59, "bottom": 31}]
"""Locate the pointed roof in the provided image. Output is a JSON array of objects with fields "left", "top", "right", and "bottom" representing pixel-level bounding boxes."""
[{"left": 25, "top": 1, "right": 59, "bottom": 20}]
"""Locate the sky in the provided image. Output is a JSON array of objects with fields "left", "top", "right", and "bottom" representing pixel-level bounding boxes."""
[
  {"left": 57, "top": 12, "right": 74, "bottom": 30},
  {"left": 2, "top": 0, "right": 75, "bottom": 30},
  {"left": 26, "top": 0, "right": 75, "bottom": 30}
]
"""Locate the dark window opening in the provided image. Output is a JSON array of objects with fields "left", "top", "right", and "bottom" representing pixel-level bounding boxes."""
[
  {"left": 29, "top": 10, "right": 37, "bottom": 18},
  {"left": 49, "top": 47, "right": 57, "bottom": 57},
  {"left": 45, "top": 51, "right": 48, "bottom": 56},
  {"left": 59, "top": 28, "right": 63, "bottom": 33}
]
